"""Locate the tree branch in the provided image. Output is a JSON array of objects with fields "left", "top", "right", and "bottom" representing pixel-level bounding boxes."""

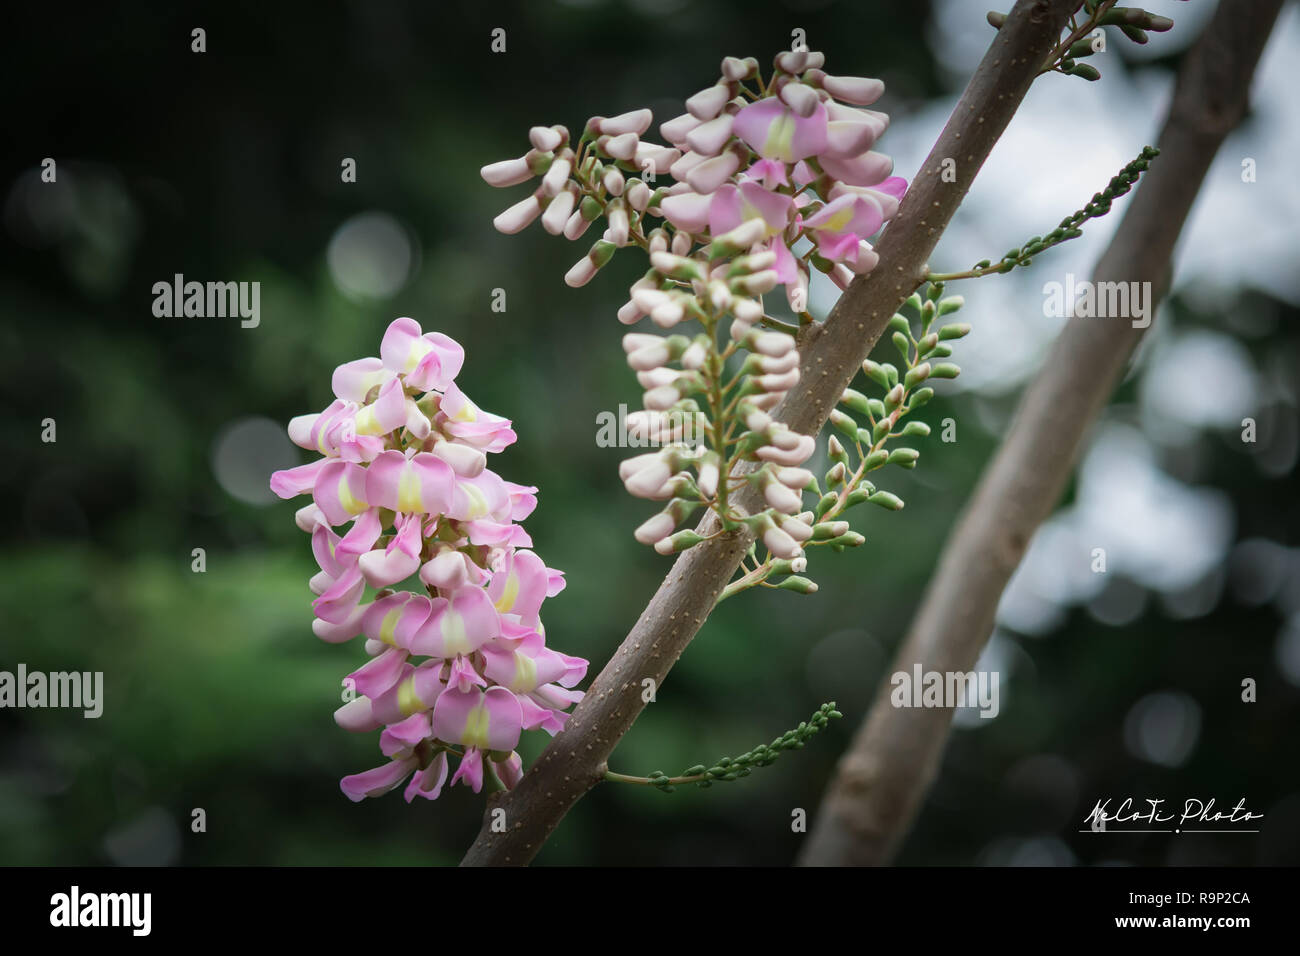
[
  {"left": 460, "top": 0, "right": 1080, "bottom": 866},
  {"left": 797, "top": 0, "right": 1284, "bottom": 868}
]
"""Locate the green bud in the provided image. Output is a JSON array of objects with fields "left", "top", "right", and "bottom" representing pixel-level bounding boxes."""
[
  {"left": 659, "top": 529, "right": 704, "bottom": 553},
  {"left": 1069, "top": 63, "right": 1102, "bottom": 81},
  {"left": 812, "top": 520, "right": 850, "bottom": 540},
  {"left": 868, "top": 398, "right": 886, "bottom": 419},
  {"left": 824, "top": 531, "right": 866, "bottom": 548},
  {"left": 814, "top": 492, "right": 839, "bottom": 520},
  {"left": 907, "top": 387, "right": 935, "bottom": 410},
  {"left": 937, "top": 296, "right": 965, "bottom": 316},
  {"left": 843, "top": 488, "right": 872, "bottom": 508},
  {"left": 938, "top": 322, "right": 971, "bottom": 340},
  {"left": 591, "top": 240, "right": 617, "bottom": 268},
  {"left": 840, "top": 388, "right": 873, "bottom": 418},
  {"left": 868, "top": 491, "right": 904, "bottom": 511},
  {"left": 777, "top": 575, "right": 819, "bottom": 594},
  {"left": 1119, "top": 24, "right": 1148, "bottom": 44},
  {"left": 882, "top": 363, "right": 899, "bottom": 388},
  {"left": 842, "top": 486, "right": 873, "bottom": 509},
  {"left": 900, "top": 421, "right": 931, "bottom": 438},
  {"left": 653, "top": 253, "right": 703, "bottom": 281},
  {"left": 892, "top": 331, "right": 911, "bottom": 361},
  {"left": 888, "top": 314, "right": 910, "bottom": 335},
  {"left": 829, "top": 409, "right": 859, "bottom": 441},
  {"left": 929, "top": 363, "right": 961, "bottom": 379},
  {"left": 827, "top": 434, "right": 849, "bottom": 467},
  {"left": 871, "top": 421, "right": 892, "bottom": 445},
  {"left": 579, "top": 196, "right": 602, "bottom": 221},
  {"left": 862, "top": 359, "right": 890, "bottom": 389},
  {"left": 769, "top": 558, "right": 797, "bottom": 576},
  {"left": 904, "top": 293, "right": 923, "bottom": 314},
  {"left": 904, "top": 363, "right": 932, "bottom": 389},
  {"left": 888, "top": 448, "right": 920, "bottom": 465}
]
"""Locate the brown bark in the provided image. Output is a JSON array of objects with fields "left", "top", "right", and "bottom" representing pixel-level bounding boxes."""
[
  {"left": 461, "top": 0, "right": 1081, "bottom": 866},
  {"left": 798, "top": 0, "right": 1284, "bottom": 867}
]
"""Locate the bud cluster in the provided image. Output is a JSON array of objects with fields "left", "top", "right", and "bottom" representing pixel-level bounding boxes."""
[
  {"left": 482, "top": 50, "right": 908, "bottom": 568},
  {"left": 719, "top": 283, "right": 970, "bottom": 600}
]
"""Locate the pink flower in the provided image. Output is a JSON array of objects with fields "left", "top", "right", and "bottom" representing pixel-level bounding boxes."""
[
  {"left": 708, "top": 181, "right": 794, "bottom": 237},
  {"left": 271, "top": 317, "right": 587, "bottom": 805},
  {"left": 380, "top": 317, "right": 465, "bottom": 392},
  {"left": 733, "top": 97, "right": 829, "bottom": 163}
]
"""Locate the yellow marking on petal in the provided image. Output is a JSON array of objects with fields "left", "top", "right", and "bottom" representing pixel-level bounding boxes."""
[
  {"left": 825, "top": 207, "right": 854, "bottom": 232},
  {"left": 451, "top": 397, "right": 479, "bottom": 423},
  {"left": 405, "top": 339, "right": 431, "bottom": 374},
  {"left": 398, "top": 676, "right": 422, "bottom": 717},
  {"left": 337, "top": 472, "right": 368, "bottom": 515},
  {"left": 510, "top": 651, "right": 538, "bottom": 693},
  {"left": 462, "top": 698, "right": 491, "bottom": 749},
  {"left": 440, "top": 608, "right": 469, "bottom": 655},
  {"left": 763, "top": 111, "right": 797, "bottom": 164},
  {"left": 353, "top": 405, "right": 382, "bottom": 436},
  {"left": 397, "top": 468, "right": 424, "bottom": 512},
  {"left": 739, "top": 200, "right": 780, "bottom": 238},
  {"left": 460, "top": 481, "right": 489, "bottom": 519},
  {"left": 379, "top": 606, "right": 402, "bottom": 646},
  {"left": 493, "top": 571, "right": 520, "bottom": 613}
]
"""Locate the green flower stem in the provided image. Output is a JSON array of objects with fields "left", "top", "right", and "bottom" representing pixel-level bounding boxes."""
[
  {"left": 603, "top": 770, "right": 710, "bottom": 787},
  {"left": 604, "top": 703, "right": 843, "bottom": 792},
  {"left": 926, "top": 145, "right": 1158, "bottom": 282}
]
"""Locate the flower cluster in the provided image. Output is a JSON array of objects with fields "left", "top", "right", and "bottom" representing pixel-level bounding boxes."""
[
  {"left": 481, "top": 50, "right": 906, "bottom": 570},
  {"left": 270, "top": 318, "right": 587, "bottom": 803}
]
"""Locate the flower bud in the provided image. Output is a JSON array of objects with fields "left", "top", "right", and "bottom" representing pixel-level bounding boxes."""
[
  {"left": 660, "top": 112, "right": 701, "bottom": 145},
  {"left": 654, "top": 529, "right": 706, "bottom": 555},
  {"left": 697, "top": 451, "right": 720, "bottom": 499},
  {"left": 685, "top": 84, "right": 730, "bottom": 120},
  {"left": 481, "top": 155, "right": 536, "bottom": 188},
  {"left": 493, "top": 195, "right": 541, "bottom": 235},
  {"left": 634, "top": 511, "right": 677, "bottom": 545},
  {"left": 563, "top": 209, "right": 593, "bottom": 240},
  {"left": 686, "top": 113, "right": 735, "bottom": 157},
  {"left": 541, "top": 188, "right": 577, "bottom": 235},
  {"left": 541, "top": 156, "right": 572, "bottom": 197},
  {"left": 599, "top": 108, "right": 653, "bottom": 137},
  {"left": 762, "top": 523, "right": 803, "bottom": 560},
  {"left": 601, "top": 132, "right": 640, "bottom": 161},
  {"left": 821, "top": 74, "right": 885, "bottom": 105},
  {"left": 779, "top": 82, "right": 821, "bottom": 117},
  {"left": 529, "top": 125, "right": 564, "bottom": 151}
]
